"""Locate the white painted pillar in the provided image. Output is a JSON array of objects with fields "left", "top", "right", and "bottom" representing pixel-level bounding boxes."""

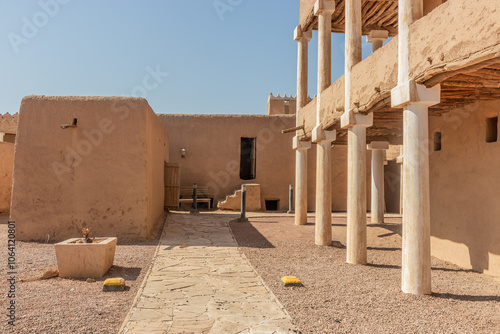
[
  {"left": 293, "top": 25, "right": 313, "bottom": 226},
  {"left": 344, "top": 0, "right": 362, "bottom": 114},
  {"left": 312, "top": 0, "right": 336, "bottom": 246},
  {"left": 368, "top": 141, "right": 389, "bottom": 224},
  {"left": 341, "top": 0, "right": 373, "bottom": 264},
  {"left": 342, "top": 114, "right": 372, "bottom": 264},
  {"left": 391, "top": 0, "right": 440, "bottom": 295},
  {"left": 367, "top": 30, "right": 389, "bottom": 53}
]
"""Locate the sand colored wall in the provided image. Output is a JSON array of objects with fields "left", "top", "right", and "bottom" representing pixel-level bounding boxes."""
[
  {"left": 0, "top": 142, "right": 14, "bottom": 213},
  {"left": 145, "top": 108, "right": 169, "bottom": 237},
  {"left": 429, "top": 100, "right": 500, "bottom": 277},
  {"left": 159, "top": 114, "right": 296, "bottom": 211},
  {"left": 11, "top": 96, "right": 168, "bottom": 241},
  {"left": 384, "top": 161, "right": 401, "bottom": 214},
  {"left": 158, "top": 114, "right": 394, "bottom": 213}
]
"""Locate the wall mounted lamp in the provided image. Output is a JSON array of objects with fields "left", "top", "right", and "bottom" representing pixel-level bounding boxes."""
[{"left": 181, "top": 148, "right": 187, "bottom": 159}]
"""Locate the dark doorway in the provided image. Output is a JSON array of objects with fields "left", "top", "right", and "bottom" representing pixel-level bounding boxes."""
[
  {"left": 265, "top": 200, "right": 279, "bottom": 211},
  {"left": 486, "top": 117, "right": 498, "bottom": 143},
  {"left": 240, "top": 137, "right": 256, "bottom": 180},
  {"left": 434, "top": 132, "right": 442, "bottom": 151}
]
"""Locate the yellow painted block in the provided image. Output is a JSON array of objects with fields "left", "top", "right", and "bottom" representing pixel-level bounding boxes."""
[
  {"left": 104, "top": 277, "right": 125, "bottom": 286},
  {"left": 103, "top": 277, "right": 125, "bottom": 291},
  {"left": 281, "top": 276, "right": 301, "bottom": 286}
]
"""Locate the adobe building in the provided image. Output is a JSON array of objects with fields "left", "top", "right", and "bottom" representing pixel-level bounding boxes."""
[
  {"left": 10, "top": 96, "right": 169, "bottom": 241},
  {"left": 0, "top": 113, "right": 17, "bottom": 214},
  {"left": 3, "top": 94, "right": 402, "bottom": 241},
  {"left": 292, "top": 0, "right": 500, "bottom": 292},
  {"left": 0, "top": 142, "right": 14, "bottom": 214},
  {"left": 159, "top": 114, "right": 297, "bottom": 211},
  {"left": 159, "top": 110, "right": 400, "bottom": 214},
  {"left": 1, "top": 0, "right": 497, "bottom": 297}
]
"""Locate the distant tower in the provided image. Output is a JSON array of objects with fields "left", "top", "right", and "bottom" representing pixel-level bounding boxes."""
[
  {"left": 267, "top": 93, "right": 313, "bottom": 115},
  {"left": 267, "top": 93, "right": 297, "bottom": 115}
]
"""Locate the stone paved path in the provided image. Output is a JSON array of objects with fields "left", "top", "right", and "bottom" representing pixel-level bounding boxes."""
[{"left": 120, "top": 212, "right": 296, "bottom": 334}]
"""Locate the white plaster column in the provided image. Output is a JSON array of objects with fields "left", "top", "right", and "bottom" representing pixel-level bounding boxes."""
[
  {"left": 367, "top": 30, "right": 389, "bottom": 53},
  {"left": 293, "top": 137, "right": 311, "bottom": 226},
  {"left": 293, "top": 25, "right": 312, "bottom": 226},
  {"left": 342, "top": 113, "right": 372, "bottom": 264},
  {"left": 295, "top": 25, "right": 312, "bottom": 114},
  {"left": 312, "top": 0, "right": 336, "bottom": 246},
  {"left": 391, "top": 0, "right": 440, "bottom": 295},
  {"left": 368, "top": 141, "right": 389, "bottom": 224},
  {"left": 341, "top": 0, "right": 373, "bottom": 264},
  {"left": 344, "top": 0, "right": 362, "bottom": 114}
]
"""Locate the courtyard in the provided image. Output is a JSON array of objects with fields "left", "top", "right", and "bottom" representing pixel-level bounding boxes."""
[{"left": 1, "top": 212, "right": 498, "bottom": 333}]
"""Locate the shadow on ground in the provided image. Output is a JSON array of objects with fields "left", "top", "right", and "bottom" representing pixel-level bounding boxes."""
[{"left": 229, "top": 220, "right": 275, "bottom": 249}]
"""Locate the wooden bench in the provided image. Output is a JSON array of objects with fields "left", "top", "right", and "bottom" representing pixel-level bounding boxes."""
[{"left": 179, "top": 186, "right": 213, "bottom": 209}]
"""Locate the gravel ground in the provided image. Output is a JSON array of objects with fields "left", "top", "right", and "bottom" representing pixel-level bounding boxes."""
[
  {"left": 230, "top": 216, "right": 500, "bottom": 334},
  {"left": 0, "top": 220, "right": 159, "bottom": 334}
]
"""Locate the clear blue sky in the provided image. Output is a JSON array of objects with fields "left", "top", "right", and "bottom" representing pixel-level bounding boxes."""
[{"left": 0, "top": 0, "right": 378, "bottom": 115}]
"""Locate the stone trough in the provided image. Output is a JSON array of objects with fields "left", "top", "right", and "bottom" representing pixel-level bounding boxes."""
[{"left": 55, "top": 237, "right": 117, "bottom": 278}]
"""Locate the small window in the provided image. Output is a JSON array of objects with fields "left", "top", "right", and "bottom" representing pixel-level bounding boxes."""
[
  {"left": 433, "top": 132, "right": 442, "bottom": 151},
  {"left": 265, "top": 200, "right": 279, "bottom": 211},
  {"left": 284, "top": 100, "right": 290, "bottom": 114},
  {"left": 240, "top": 138, "right": 256, "bottom": 180},
  {"left": 486, "top": 117, "right": 498, "bottom": 143}
]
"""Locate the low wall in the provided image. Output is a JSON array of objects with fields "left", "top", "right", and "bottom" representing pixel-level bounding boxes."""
[
  {"left": 0, "top": 142, "right": 14, "bottom": 213},
  {"left": 11, "top": 96, "right": 168, "bottom": 241}
]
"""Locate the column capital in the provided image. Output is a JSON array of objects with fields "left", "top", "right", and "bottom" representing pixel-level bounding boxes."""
[
  {"left": 391, "top": 79, "right": 441, "bottom": 108},
  {"left": 312, "top": 124, "right": 336, "bottom": 143},
  {"left": 294, "top": 25, "right": 312, "bottom": 42},
  {"left": 314, "top": 0, "right": 336, "bottom": 16},
  {"left": 367, "top": 30, "right": 389, "bottom": 43},
  {"left": 293, "top": 136, "right": 312, "bottom": 150},
  {"left": 367, "top": 141, "right": 389, "bottom": 150},
  {"left": 340, "top": 110, "right": 373, "bottom": 129}
]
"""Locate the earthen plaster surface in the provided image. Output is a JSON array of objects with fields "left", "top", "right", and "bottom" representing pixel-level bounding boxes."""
[
  {"left": 158, "top": 114, "right": 297, "bottom": 212},
  {"left": 429, "top": 100, "right": 500, "bottom": 277},
  {"left": 0, "top": 142, "right": 14, "bottom": 213},
  {"left": 159, "top": 114, "right": 399, "bottom": 213},
  {"left": 10, "top": 96, "right": 168, "bottom": 241}
]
